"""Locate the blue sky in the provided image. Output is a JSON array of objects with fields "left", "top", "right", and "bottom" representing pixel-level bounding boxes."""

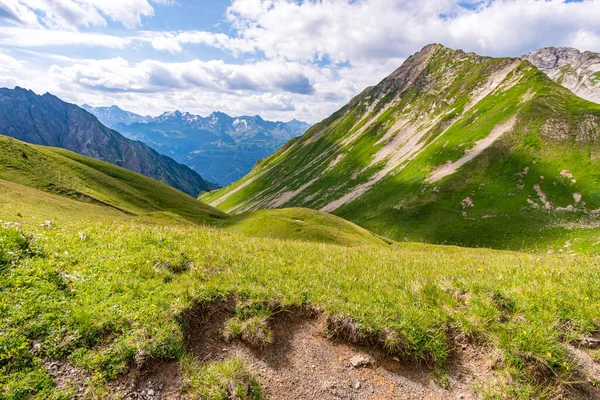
[{"left": 0, "top": 0, "right": 599, "bottom": 123}]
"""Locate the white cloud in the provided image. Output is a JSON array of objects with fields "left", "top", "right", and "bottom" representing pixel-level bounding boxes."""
[
  {"left": 3, "top": 0, "right": 600, "bottom": 124},
  {"left": 0, "top": 27, "right": 133, "bottom": 47},
  {"left": 221, "top": 0, "right": 600, "bottom": 62},
  {"left": 139, "top": 30, "right": 256, "bottom": 54},
  {"left": 48, "top": 57, "right": 324, "bottom": 95},
  {"left": 0, "top": 0, "right": 155, "bottom": 29}
]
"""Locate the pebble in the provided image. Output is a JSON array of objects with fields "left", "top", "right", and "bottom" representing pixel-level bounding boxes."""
[
  {"left": 354, "top": 381, "right": 361, "bottom": 390},
  {"left": 350, "top": 355, "right": 371, "bottom": 368}
]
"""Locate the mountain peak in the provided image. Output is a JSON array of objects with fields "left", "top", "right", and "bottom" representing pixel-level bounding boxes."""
[{"left": 203, "top": 45, "right": 600, "bottom": 251}]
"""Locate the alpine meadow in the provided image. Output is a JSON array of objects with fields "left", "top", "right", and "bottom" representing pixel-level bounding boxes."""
[{"left": 2, "top": 1, "right": 600, "bottom": 400}]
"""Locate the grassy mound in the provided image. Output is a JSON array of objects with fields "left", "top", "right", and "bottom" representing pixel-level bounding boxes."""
[{"left": 219, "top": 208, "right": 391, "bottom": 247}]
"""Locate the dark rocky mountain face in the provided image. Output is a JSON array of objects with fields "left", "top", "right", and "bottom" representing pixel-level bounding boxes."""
[
  {"left": 111, "top": 110, "right": 311, "bottom": 186},
  {"left": 81, "top": 104, "right": 151, "bottom": 128},
  {"left": 0, "top": 87, "right": 210, "bottom": 196}
]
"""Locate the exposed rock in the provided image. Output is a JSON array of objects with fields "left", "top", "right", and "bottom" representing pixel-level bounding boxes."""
[
  {"left": 560, "top": 170, "right": 574, "bottom": 179},
  {"left": 350, "top": 354, "right": 371, "bottom": 368},
  {"left": 523, "top": 47, "right": 600, "bottom": 104}
]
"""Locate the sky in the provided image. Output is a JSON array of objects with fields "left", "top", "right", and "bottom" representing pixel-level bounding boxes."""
[{"left": 0, "top": 0, "right": 599, "bottom": 123}]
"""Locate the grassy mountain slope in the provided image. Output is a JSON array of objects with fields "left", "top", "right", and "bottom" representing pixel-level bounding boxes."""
[
  {"left": 202, "top": 44, "right": 600, "bottom": 253},
  {"left": 0, "top": 135, "right": 388, "bottom": 247},
  {"left": 0, "top": 88, "right": 209, "bottom": 196},
  {"left": 0, "top": 135, "right": 225, "bottom": 224}
]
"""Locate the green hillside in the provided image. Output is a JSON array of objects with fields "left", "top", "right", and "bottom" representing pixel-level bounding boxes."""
[
  {"left": 0, "top": 135, "right": 389, "bottom": 247},
  {"left": 202, "top": 44, "right": 600, "bottom": 253},
  {"left": 0, "top": 135, "right": 226, "bottom": 224}
]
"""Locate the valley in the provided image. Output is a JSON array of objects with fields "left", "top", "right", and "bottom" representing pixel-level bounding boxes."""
[{"left": 1, "top": 14, "right": 600, "bottom": 397}]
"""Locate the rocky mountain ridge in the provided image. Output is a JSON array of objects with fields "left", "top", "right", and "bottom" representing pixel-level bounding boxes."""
[{"left": 523, "top": 47, "right": 600, "bottom": 104}]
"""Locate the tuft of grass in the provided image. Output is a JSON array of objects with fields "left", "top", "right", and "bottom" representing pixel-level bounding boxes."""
[
  {"left": 182, "top": 357, "right": 262, "bottom": 400},
  {"left": 223, "top": 316, "right": 273, "bottom": 349}
]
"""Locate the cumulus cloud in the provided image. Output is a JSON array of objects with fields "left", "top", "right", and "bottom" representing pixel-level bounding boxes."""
[
  {"left": 48, "top": 57, "right": 321, "bottom": 95},
  {"left": 0, "top": 0, "right": 155, "bottom": 29},
  {"left": 3, "top": 0, "right": 600, "bottom": 123},
  {"left": 221, "top": 0, "right": 600, "bottom": 62}
]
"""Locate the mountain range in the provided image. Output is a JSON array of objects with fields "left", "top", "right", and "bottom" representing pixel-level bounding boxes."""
[
  {"left": 4, "top": 43, "right": 600, "bottom": 399},
  {"left": 0, "top": 87, "right": 210, "bottom": 196},
  {"left": 202, "top": 44, "right": 600, "bottom": 251},
  {"left": 81, "top": 104, "right": 152, "bottom": 127},
  {"left": 103, "top": 109, "right": 310, "bottom": 186}
]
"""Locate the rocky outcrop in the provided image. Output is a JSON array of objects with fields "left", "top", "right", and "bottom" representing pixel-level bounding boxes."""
[
  {"left": 523, "top": 47, "right": 600, "bottom": 104},
  {"left": 0, "top": 87, "right": 210, "bottom": 196}
]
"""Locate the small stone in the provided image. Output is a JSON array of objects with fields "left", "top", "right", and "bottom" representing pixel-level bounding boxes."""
[
  {"left": 147, "top": 389, "right": 155, "bottom": 396},
  {"left": 354, "top": 381, "right": 361, "bottom": 390},
  {"left": 350, "top": 355, "right": 371, "bottom": 368},
  {"left": 158, "top": 383, "right": 164, "bottom": 390}
]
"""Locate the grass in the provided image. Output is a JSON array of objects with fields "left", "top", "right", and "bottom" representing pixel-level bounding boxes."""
[
  {"left": 0, "top": 135, "right": 226, "bottom": 224},
  {"left": 181, "top": 357, "right": 262, "bottom": 399},
  {"left": 2, "top": 192, "right": 600, "bottom": 398}
]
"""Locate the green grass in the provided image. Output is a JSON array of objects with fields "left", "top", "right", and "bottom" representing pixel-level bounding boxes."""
[
  {"left": 2, "top": 191, "right": 600, "bottom": 398},
  {"left": 0, "top": 135, "right": 226, "bottom": 224},
  {"left": 181, "top": 357, "right": 262, "bottom": 399},
  {"left": 217, "top": 208, "right": 391, "bottom": 247}
]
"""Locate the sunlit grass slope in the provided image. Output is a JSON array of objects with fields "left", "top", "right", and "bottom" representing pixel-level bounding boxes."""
[
  {"left": 218, "top": 208, "right": 391, "bottom": 247},
  {"left": 0, "top": 135, "right": 226, "bottom": 224},
  {"left": 2, "top": 190, "right": 600, "bottom": 398}
]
